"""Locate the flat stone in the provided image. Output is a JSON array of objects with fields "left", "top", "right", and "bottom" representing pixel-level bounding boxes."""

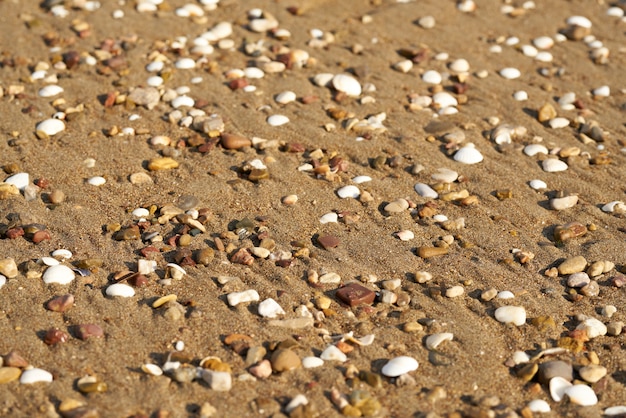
[
  {"left": 336, "top": 283, "right": 376, "bottom": 307},
  {"left": 538, "top": 360, "right": 573, "bottom": 384},
  {"left": 579, "top": 364, "right": 607, "bottom": 383},
  {"left": 558, "top": 256, "right": 587, "bottom": 275},
  {"left": 76, "top": 324, "right": 104, "bottom": 340},
  {"left": 317, "top": 235, "right": 340, "bottom": 250},
  {"left": 127, "top": 87, "right": 160, "bottom": 109}
]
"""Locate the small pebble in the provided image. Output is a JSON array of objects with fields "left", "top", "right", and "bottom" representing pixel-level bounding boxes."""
[
  {"left": 542, "top": 159, "right": 568, "bottom": 172},
  {"left": 529, "top": 179, "right": 547, "bottom": 190},
  {"left": 76, "top": 323, "right": 104, "bottom": 340},
  {"left": 576, "top": 317, "right": 607, "bottom": 339},
  {"left": 592, "top": 85, "right": 610, "bottom": 97},
  {"left": 558, "top": 256, "right": 587, "bottom": 275},
  {"left": 499, "top": 68, "right": 521, "bottom": 79},
  {"left": 414, "top": 183, "right": 438, "bottom": 199},
  {"left": 271, "top": 349, "right": 301, "bottom": 372},
  {"left": 320, "top": 345, "right": 347, "bottom": 362},
  {"left": 494, "top": 306, "right": 526, "bottom": 326},
  {"left": 453, "top": 145, "right": 483, "bottom": 164},
  {"left": 227, "top": 289, "right": 259, "bottom": 307},
  {"left": 527, "top": 399, "right": 550, "bottom": 413},
  {"left": 319, "top": 212, "right": 338, "bottom": 224},
  {"left": 43, "top": 265, "right": 75, "bottom": 285},
  {"left": 579, "top": 364, "right": 607, "bottom": 383},
  {"left": 565, "top": 385, "right": 598, "bottom": 406},
  {"left": 302, "top": 356, "right": 324, "bottom": 369},
  {"left": 332, "top": 74, "right": 362, "bottom": 97},
  {"left": 275, "top": 91, "right": 296, "bottom": 104},
  {"left": 36, "top": 119, "right": 65, "bottom": 137},
  {"left": 445, "top": 286, "right": 464, "bottom": 298},
  {"left": 267, "top": 115, "right": 289, "bottom": 126},
  {"left": 425, "top": 333, "right": 453, "bottom": 350},
  {"left": 257, "top": 298, "right": 285, "bottom": 318},
  {"left": 550, "top": 195, "right": 578, "bottom": 210},
  {"left": 381, "top": 356, "right": 418, "bottom": 377},
  {"left": 105, "top": 283, "right": 135, "bottom": 298},
  {"left": 20, "top": 368, "right": 53, "bottom": 384},
  {"left": 337, "top": 185, "right": 360, "bottom": 199},
  {"left": 201, "top": 370, "right": 232, "bottom": 391}
]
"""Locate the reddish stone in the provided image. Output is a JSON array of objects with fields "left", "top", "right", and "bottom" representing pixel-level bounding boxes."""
[
  {"left": 34, "top": 178, "right": 51, "bottom": 189},
  {"left": 179, "top": 256, "right": 196, "bottom": 267},
  {"left": 276, "top": 259, "right": 292, "bottom": 268},
  {"left": 228, "top": 78, "right": 249, "bottom": 90},
  {"left": 76, "top": 324, "right": 104, "bottom": 340},
  {"left": 6, "top": 227, "right": 24, "bottom": 239},
  {"left": 103, "top": 91, "right": 117, "bottom": 107},
  {"left": 139, "top": 246, "right": 160, "bottom": 258},
  {"left": 44, "top": 328, "right": 69, "bottom": 345},
  {"left": 4, "top": 350, "right": 28, "bottom": 368},
  {"left": 452, "top": 83, "right": 468, "bottom": 94},
  {"left": 63, "top": 51, "right": 80, "bottom": 69},
  {"left": 167, "top": 235, "right": 179, "bottom": 247},
  {"left": 46, "top": 294, "right": 74, "bottom": 312},
  {"left": 32, "top": 230, "right": 51, "bottom": 244},
  {"left": 230, "top": 248, "right": 254, "bottom": 266},
  {"left": 336, "top": 283, "right": 376, "bottom": 307},
  {"left": 284, "top": 142, "right": 306, "bottom": 153},
  {"left": 300, "top": 95, "right": 319, "bottom": 104},
  {"left": 128, "top": 273, "right": 148, "bottom": 287},
  {"left": 317, "top": 235, "right": 340, "bottom": 250}
]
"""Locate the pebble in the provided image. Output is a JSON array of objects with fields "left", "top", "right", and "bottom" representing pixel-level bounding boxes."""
[
  {"left": 221, "top": 133, "right": 251, "bottom": 150},
  {"left": 336, "top": 283, "right": 376, "bottom": 306},
  {"left": 550, "top": 195, "right": 578, "bottom": 210},
  {"left": 558, "top": 256, "right": 587, "bottom": 275},
  {"left": 267, "top": 115, "right": 289, "bottom": 126},
  {"left": 52, "top": 249, "right": 72, "bottom": 260},
  {"left": 579, "top": 364, "right": 607, "bottom": 383},
  {"left": 549, "top": 117, "right": 570, "bottom": 129},
  {"left": 538, "top": 360, "right": 573, "bottom": 384},
  {"left": 43, "top": 265, "right": 75, "bottom": 285},
  {"left": 258, "top": 298, "right": 285, "bottom": 318},
  {"left": 38, "top": 85, "right": 64, "bottom": 98},
  {"left": 275, "top": 91, "right": 296, "bottom": 104},
  {"left": 201, "top": 370, "right": 232, "bottom": 391},
  {"left": 432, "top": 92, "right": 457, "bottom": 108},
  {"left": 46, "top": 294, "right": 74, "bottom": 312},
  {"left": 567, "top": 15, "right": 592, "bottom": 28},
  {"left": 606, "top": 406, "right": 626, "bottom": 416},
  {"left": 497, "top": 290, "right": 514, "bottom": 299},
  {"left": 425, "top": 333, "right": 453, "bottom": 350},
  {"left": 302, "top": 356, "right": 324, "bottom": 369},
  {"left": 332, "top": 74, "right": 362, "bottom": 97},
  {"left": 20, "top": 368, "right": 53, "bottom": 384},
  {"left": 393, "top": 60, "right": 413, "bottom": 73},
  {"left": 76, "top": 323, "right": 104, "bottom": 340},
  {"left": 148, "top": 157, "right": 179, "bottom": 171},
  {"left": 227, "top": 290, "right": 259, "bottom": 307},
  {"left": 513, "top": 90, "right": 528, "bottom": 101},
  {"left": 431, "top": 168, "right": 458, "bottom": 183},
  {"left": 0, "top": 258, "right": 18, "bottom": 278},
  {"left": 576, "top": 317, "right": 607, "bottom": 339},
  {"left": 271, "top": 349, "right": 301, "bottom": 372},
  {"left": 141, "top": 364, "right": 163, "bottom": 376},
  {"left": 337, "top": 185, "right": 360, "bottom": 199},
  {"left": 0, "top": 275, "right": 5, "bottom": 290},
  {"left": 422, "top": 70, "right": 442, "bottom": 84},
  {"left": 171, "top": 96, "right": 195, "bottom": 108},
  {"left": 249, "top": 359, "right": 272, "bottom": 379},
  {"left": 106, "top": 283, "right": 135, "bottom": 298},
  {"left": 453, "top": 145, "right": 483, "bottom": 164},
  {"left": 527, "top": 399, "right": 551, "bottom": 413},
  {"left": 445, "top": 286, "right": 464, "bottom": 298},
  {"left": 567, "top": 272, "right": 590, "bottom": 288},
  {"left": 449, "top": 58, "right": 470, "bottom": 73},
  {"left": 592, "top": 85, "right": 610, "bottom": 97},
  {"left": 499, "top": 68, "right": 521, "bottom": 79},
  {"left": 542, "top": 158, "right": 568, "bottom": 172},
  {"left": 317, "top": 235, "right": 340, "bottom": 250},
  {"left": 565, "top": 385, "right": 598, "bottom": 406},
  {"left": 319, "top": 212, "right": 338, "bottom": 224},
  {"left": 381, "top": 356, "right": 418, "bottom": 377},
  {"left": 4, "top": 173, "right": 29, "bottom": 191},
  {"left": 602, "top": 201, "right": 626, "bottom": 213},
  {"left": 529, "top": 179, "right": 547, "bottom": 190},
  {"left": 549, "top": 376, "right": 572, "bottom": 401},
  {"left": 418, "top": 15, "right": 436, "bottom": 29},
  {"left": 87, "top": 176, "right": 106, "bottom": 186},
  {"left": 396, "top": 230, "right": 414, "bottom": 241},
  {"left": 414, "top": 183, "right": 438, "bottom": 199},
  {"left": 0, "top": 367, "right": 21, "bottom": 384},
  {"left": 494, "top": 306, "right": 526, "bottom": 326},
  {"left": 320, "top": 345, "right": 347, "bottom": 362},
  {"left": 36, "top": 118, "right": 65, "bottom": 137}
]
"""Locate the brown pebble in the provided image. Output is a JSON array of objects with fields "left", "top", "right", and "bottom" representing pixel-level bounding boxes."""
[
  {"left": 336, "top": 283, "right": 376, "bottom": 307},
  {"left": 147, "top": 157, "right": 179, "bottom": 171},
  {"left": 537, "top": 103, "right": 557, "bottom": 122},
  {"left": 114, "top": 226, "right": 140, "bottom": 241},
  {"left": 46, "top": 294, "right": 75, "bottom": 312},
  {"left": 32, "top": 230, "right": 51, "bottom": 244},
  {"left": 5, "top": 227, "right": 24, "bottom": 239},
  {"left": 4, "top": 351, "right": 28, "bottom": 368},
  {"left": 230, "top": 248, "right": 254, "bottom": 265},
  {"left": 317, "top": 234, "right": 340, "bottom": 250},
  {"left": 195, "top": 248, "right": 214, "bottom": 266},
  {"left": 221, "top": 133, "right": 251, "bottom": 150},
  {"left": 228, "top": 78, "right": 249, "bottom": 90},
  {"left": 44, "top": 327, "right": 69, "bottom": 345},
  {"left": 48, "top": 189, "right": 65, "bottom": 204},
  {"left": 0, "top": 367, "right": 21, "bottom": 384},
  {"left": 75, "top": 324, "right": 104, "bottom": 340},
  {"left": 417, "top": 246, "right": 448, "bottom": 258},
  {"left": 270, "top": 348, "right": 301, "bottom": 372}
]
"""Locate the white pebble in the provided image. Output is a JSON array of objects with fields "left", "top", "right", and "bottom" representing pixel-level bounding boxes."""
[
  {"left": 433, "top": 214, "right": 448, "bottom": 222},
  {"left": 132, "top": 208, "right": 150, "bottom": 218},
  {"left": 36, "top": 119, "right": 65, "bottom": 136},
  {"left": 267, "top": 115, "right": 289, "bottom": 126},
  {"left": 243, "top": 67, "right": 264, "bottom": 79},
  {"left": 529, "top": 179, "right": 547, "bottom": 190},
  {"left": 227, "top": 289, "right": 260, "bottom": 307},
  {"left": 396, "top": 230, "right": 414, "bottom": 241},
  {"left": 337, "top": 185, "right": 360, "bottom": 199},
  {"left": 542, "top": 159, "right": 568, "bottom": 172},
  {"left": 38, "top": 85, "right": 64, "bottom": 98},
  {"left": 533, "top": 36, "right": 554, "bottom": 49},
  {"left": 43, "top": 265, "right": 75, "bottom": 285},
  {"left": 432, "top": 92, "right": 457, "bottom": 108},
  {"left": 565, "top": 385, "right": 598, "bottom": 406},
  {"left": 393, "top": 60, "right": 413, "bottom": 73},
  {"left": 146, "top": 61, "right": 164, "bottom": 72},
  {"left": 147, "top": 76, "right": 163, "bottom": 87},
  {"left": 302, "top": 356, "right": 324, "bottom": 369},
  {"left": 607, "top": 7, "right": 624, "bottom": 17},
  {"left": 425, "top": 333, "right": 453, "bottom": 350},
  {"left": 285, "top": 395, "right": 308, "bottom": 414},
  {"left": 521, "top": 45, "right": 538, "bottom": 57},
  {"left": 497, "top": 290, "right": 515, "bottom": 299},
  {"left": 567, "top": 15, "right": 592, "bottom": 28},
  {"left": 499, "top": 68, "right": 521, "bottom": 79},
  {"left": 203, "top": 21, "right": 233, "bottom": 41},
  {"left": 605, "top": 406, "right": 626, "bottom": 416},
  {"left": 422, "top": 70, "right": 442, "bottom": 84},
  {"left": 558, "top": 92, "right": 576, "bottom": 108},
  {"left": 275, "top": 91, "right": 296, "bottom": 104},
  {"left": 320, "top": 345, "right": 347, "bottom": 362},
  {"left": 41, "top": 257, "right": 59, "bottom": 266},
  {"left": 201, "top": 370, "right": 232, "bottom": 391},
  {"left": 106, "top": 283, "right": 136, "bottom": 298},
  {"left": 352, "top": 175, "right": 372, "bottom": 184},
  {"left": 319, "top": 212, "right": 338, "bottom": 224},
  {"left": 414, "top": 183, "right": 438, "bottom": 199},
  {"left": 332, "top": 74, "right": 362, "bottom": 97},
  {"left": 494, "top": 306, "right": 526, "bottom": 326},
  {"left": 535, "top": 51, "right": 553, "bottom": 62},
  {"left": 175, "top": 58, "right": 196, "bottom": 70},
  {"left": 431, "top": 168, "right": 458, "bottom": 183},
  {"left": 381, "top": 356, "right": 418, "bottom": 377},
  {"left": 142, "top": 364, "right": 163, "bottom": 376},
  {"left": 20, "top": 368, "right": 53, "bottom": 384},
  {"left": 4, "top": 173, "right": 29, "bottom": 191},
  {"left": 513, "top": 91, "right": 528, "bottom": 101},
  {"left": 257, "top": 298, "right": 285, "bottom": 318},
  {"left": 523, "top": 144, "right": 548, "bottom": 156},
  {"left": 549, "top": 117, "right": 570, "bottom": 129},
  {"left": 453, "top": 145, "right": 483, "bottom": 164},
  {"left": 87, "top": 176, "right": 106, "bottom": 186},
  {"left": 449, "top": 58, "right": 470, "bottom": 73},
  {"left": 527, "top": 399, "right": 551, "bottom": 413},
  {"left": 0, "top": 275, "right": 6, "bottom": 290},
  {"left": 137, "top": 259, "right": 156, "bottom": 275},
  {"left": 313, "top": 73, "right": 334, "bottom": 87},
  {"left": 512, "top": 351, "right": 530, "bottom": 365},
  {"left": 576, "top": 317, "right": 607, "bottom": 339},
  {"left": 592, "top": 85, "right": 610, "bottom": 97},
  {"left": 171, "top": 96, "right": 195, "bottom": 108}
]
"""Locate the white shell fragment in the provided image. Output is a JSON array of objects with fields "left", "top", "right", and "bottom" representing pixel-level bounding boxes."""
[
  {"left": 422, "top": 70, "right": 442, "bottom": 84},
  {"left": 337, "top": 185, "right": 360, "bottom": 199},
  {"left": 227, "top": 289, "right": 260, "bottom": 307},
  {"left": 396, "top": 230, "right": 414, "bottom": 241},
  {"left": 527, "top": 399, "right": 551, "bottom": 413},
  {"left": 425, "top": 333, "right": 453, "bottom": 350},
  {"left": 106, "top": 283, "right": 136, "bottom": 298},
  {"left": 523, "top": 144, "right": 548, "bottom": 156},
  {"left": 39, "top": 85, "right": 64, "bottom": 98},
  {"left": 381, "top": 356, "right": 418, "bottom": 377},
  {"left": 20, "top": 368, "right": 53, "bottom": 384},
  {"left": 431, "top": 168, "right": 458, "bottom": 183},
  {"left": 142, "top": 364, "right": 163, "bottom": 376},
  {"left": 4, "top": 173, "right": 29, "bottom": 191},
  {"left": 267, "top": 115, "right": 290, "bottom": 126},
  {"left": 565, "top": 385, "right": 598, "bottom": 406},
  {"left": 453, "top": 145, "right": 483, "bottom": 164},
  {"left": 513, "top": 91, "right": 528, "bottom": 101},
  {"left": 499, "top": 67, "right": 521, "bottom": 79},
  {"left": 592, "top": 85, "right": 610, "bottom": 97},
  {"left": 605, "top": 406, "right": 626, "bottom": 416},
  {"left": 494, "top": 306, "right": 526, "bottom": 326},
  {"left": 257, "top": 298, "right": 285, "bottom": 318},
  {"left": 352, "top": 175, "right": 372, "bottom": 184},
  {"left": 414, "top": 183, "right": 438, "bottom": 199},
  {"left": 332, "top": 74, "right": 362, "bottom": 97},
  {"left": 43, "top": 265, "right": 75, "bottom": 285},
  {"left": 0, "top": 275, "right": 6, "bottom": 290},
  {"left": 320, "top": 345, "right": 347, "bottom": 362},
  {"left": 602, "top": 201, "right": 626, "bottom": 214},
  {"left": 542, "top": 159, "right": 568, "bottom": 172},
  {"left": 449, "top": 58, "right": 470, "bottom": 73},
  {"left": 52, "top": 249, "right": 73, "bottom": 260},
  {"left": 550, "top": 376, "right": 572, "bottom": 402},
  {"left": 36, "top": 119, "right": 65, "bottom": 136},
  {"left": 432, "top": 92, "right": 458, "bottom": 108},
  {"left": 576, "top": 317, "right": 607, "bottom": 339}
]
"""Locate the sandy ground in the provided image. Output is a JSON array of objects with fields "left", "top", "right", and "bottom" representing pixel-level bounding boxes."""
[{"left": 1, "top": 0, "right": 625, "bottom": 417}]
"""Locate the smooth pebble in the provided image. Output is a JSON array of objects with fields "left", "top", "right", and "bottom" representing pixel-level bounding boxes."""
[
  {"left": 513, "top": 91, "right": 528, "bottom": 101},
  {"left": 38, "top": 85, "right": 64, "bottom": 98},
  {"left": 87, "top": 176, "right": 106, "bottom": 186},
  {"left": 567, "top": 15, "right": 592, "bottom": 28},
  {"left": 320, "top": 345, "right": 347, "bottom": 362},
  {"left": 529, "top": 179, "right": 547, "bottom": 190},
  {"left": 352, "top": 175, "right": 372, "bottom": 184},
  {"left": 257, "top": 298, "right": 285, "bottom": 318},
  {"left": 20, "top": 368, "right": 53, "bottom": 384},
  {"left": 495, "top": 306, "right": 526, "bottom": 326},
  {"left": 267, "top": 115, "right": 289, "bottom": 126},
  {"left": 449, "top": 58, "right": 470, "bottom": 73},
  {"left": 422, "top": 70, "right": 442, "bottom": 84},
  {"left": 499, "top": 68, "right": 521, "bottom": 79},
  {"left": 275, "top": 91, "right": 296, "bottom": 104},
  {"left": 332, "top": 74, "right": 362, "bottom": 97},
  {"left": 106, "top": 283, "right": 135, "bottom": 298},
  {"left": 542, "top": 159, "right": 568, "bottom": 172},
  {"left": 549, "top": 118, "right": 570, "bottom": 129},
  {"left": 4, "top": 173, "right": 29, "bottom": 191},
  {"left": 523, "top": 144, "right": 548, "bottom": 156},
  {"left": 0, "top": 275, "right": 6, "bottom": 290},
  {"left": 592, "top": 85, "right": 610, "bottom": 97},
  {"left": 227, "top": 289, "right": 259, "bottom": 307},
  {"left": 319, "top": 212, "right": 338, "bottom": 224},
  {"left": 36, "top": 119, "right": 65, "bottom": 136},
  {"left": 302, "top": 356, "right": 324, "bottom": 369},
  {"left": 576, "top": 317, "right": 607, "bottom": 339},
  {"left": 425, "top": 333, "right": 453, "bottom": 350},
  {"left": 414, "top": 183, "right": 438, "bottom": 199},
  {"left": 381, "top": 356, "right": 418, "bottom": 377},
  {"left": 337, "top": 185, "right": 360, "bottom": 199},
  {"left": 565, "top": 385, "right": 598, "bottom": 406}
]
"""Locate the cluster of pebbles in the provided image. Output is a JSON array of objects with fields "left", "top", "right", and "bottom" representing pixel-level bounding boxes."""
[{"left": 1, "top": 0, "right": 626, "bottom": 417}]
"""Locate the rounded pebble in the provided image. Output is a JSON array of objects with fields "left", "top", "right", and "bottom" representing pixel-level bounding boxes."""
[
  {"left": 106, "top": 283, "right": 135, "bottom": 298},
  {"left": 381, "top": 356, "right": 418, "bottom": 377},
  {"left": 527, "top": 399, "right": 550, "bottom": 413},
  {"left": 542, "top": 159, "right": 568, "bottom": 172},
  {"left": 267, "top": 115, "right": 289, "bottom": 126},
  {"left": 332, "top": 74, "right": 362, "bottom": 97},
  {"left": 499, "top": 68, "right": 521, "bottom": 79},
  {"left": 319, "top": 212, "right": 338, "bottom": 224},
  {"left": 337, "top": 185, "right": 360, "bottom": 199},
  {"left": 320, "top": 345, "right": 347, "bottom": 362},
  {"left": 36, "top": 119, "right": 65, "bottom": 137},
  {"left": 4, "top": 173, "right": 29, "bottom": 191},
  {"left": 565, "top": 385, "right": 598, "bottom": 406},
  {"left": 414, "top": 183, "right": 438, "bottom": 199},
  {"left": 275, "top": 91, "right": 296, "bottom": 104},
  {"left": 302, "top": 356, "right": 324, "bottom": 369},
  {"left": 38, "top": 85, "right": 64, "bottom": 97},
  {"left": 87, "top": 176, "right": 106, "bottom": 186},
  {"left": 422, "top": 70, "right": 442, "bottom": 84},
  {"left": 43, "top": 265, "right": 75, "bottom": 285},
  {"left": 494, "top": 306, "right": 526, "bottom": 326},
  {"left": 257, "top": 298, "right": 285, "bottom": 318},
  {"left": 20, "top": 368, "right": 53, "bottom": 384},
  {"left": 523, "top": 144, "right": 548, "bottom": 156},
  {"left": 529, "top": 179, "right": 547, "bottom": 190}
]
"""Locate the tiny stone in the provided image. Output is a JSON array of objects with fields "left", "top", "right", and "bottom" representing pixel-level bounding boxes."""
[
  {"left": 381, "top": 356, "right": 418, "bottom": 377},
  {"left": 494, "top": 306, "right": 526, "bottom": 326},
  {"left": 445, "top": 286, "right": 464, "bottom": 298},
  {"left": 606, "top": 321, "right": 623, "bottom": 336}
]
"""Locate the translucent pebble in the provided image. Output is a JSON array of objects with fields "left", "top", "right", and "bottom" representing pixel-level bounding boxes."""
[
  {"left": 453, "top": 145, "right": 483, "bottom": 164},
  {"left": 529, "top": 179, "right": 547, "bottom": 190},
  {"left": 414, "top": 183, "right": 438, "bottom": 199},
  {"left": 319, "top": 213, "right": 338, "bottom": 224},
  {"left": 499, "top": 67, "right": 521, "bottom": 79},
  {"left": 38, "top": 85, "right": 64, "bottom": 98},
  {"left": 257, "top": 298, "right": 285, "bottom": 318},
  {"left": 267, "top": 115, "right": 289, "bottom": 126},
  {"left": 175, "top": 58, "right": 196, "bottom": 69},
  {"left": 337, "top": 185, "right": 360, "bottom": 199},
  {"left": 87, "top": 176, "right": 106, "bottom": 186},
  {"left": 320, "top": 345, "right": 347, "bottom": 362},
  {"left": 422, "top": 70, "right": 442, "bottom": 84},
  {"left": 494, "top": 306, "right": 526, "bottom": 326},
  {"left": 275, "top": 91, "right": 296, "bottom": 104},
  {"left": 527, "top": 399, "right": 551, "bottom": 413},
  {"left": 43, "top": 265, "right": 75, "bottom": 285},
  {"left": 332, "top": 74, "right": 362, "bottom": 97},
  {"left": 381, "top": 356, "right": 418, "bottom": 377},
  {"left": 302, "top": 357, "right": 324, "bottom": 369},
  {"left": 36, "top": 119, "right": 65, "bottom": 136},
  {"left": 20, "top": 368, "right": 53, "bottom": 384},
  {"left": 106, "top": 283, "right": 135, "bottom": 298},
  {"left": 513, "top": 91, "right": 528, "bottom": 101}
]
